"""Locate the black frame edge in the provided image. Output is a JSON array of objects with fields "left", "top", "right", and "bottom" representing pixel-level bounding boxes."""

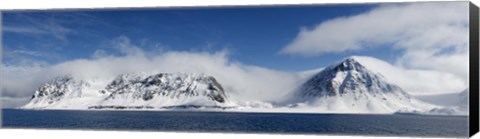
[{"left": 470, "top": 1, "right": 480, "bottom": 137}]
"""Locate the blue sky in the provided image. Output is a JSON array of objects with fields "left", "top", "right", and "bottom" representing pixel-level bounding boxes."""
[{"left": 2, "top": 4, "right": 405, "bottom": 71}]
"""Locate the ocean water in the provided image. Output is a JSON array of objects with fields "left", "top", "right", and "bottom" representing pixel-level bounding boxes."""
[{"left": 1, "top": 109, "right": 469, "bottom": 137}]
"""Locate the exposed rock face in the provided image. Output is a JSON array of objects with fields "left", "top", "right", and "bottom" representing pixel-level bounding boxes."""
[
  {"left": 289, "top": 57, "right": 436, "bottom": 114},
  {"left": 25, "top": 75, "right": 89, "bottom": 107},
  {"left": 298, "top": 57, "right": 408, "bottom": 98},
  {"left": 21, "top": 73, "right": 229, "bottom": 109},
  {"left": 102, "top": 73, "right": 227, "bottom": 103}
]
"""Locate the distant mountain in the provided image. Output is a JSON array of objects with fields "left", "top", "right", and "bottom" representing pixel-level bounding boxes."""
[
  {"left": 290, "top": 57, "right": 435, "bottom": 113},
  {"left": 458, "top": 88, "right": 469, "bottom": 106},
  {"left": 424, "top": 88, "right": 469, "bottom": 115},
  {"left": 21, "top": 73, "right": 232, "bottom": 110}
]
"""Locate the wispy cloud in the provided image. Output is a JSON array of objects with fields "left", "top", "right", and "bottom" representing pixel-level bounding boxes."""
[
  {"left": 4, "top": 16, "right": 72, "bottom": 42},
  {"left": 3, "top": 26, "right": 47, "bottom": 34},
  {"left": 280, "top": 2, "right": 469, "bottom": 82},
  {"left": 11, "top": 50, "right": 48, "bottom": 57},
  {"left": 2, "top": 12, "right": 107, "bottom": 42},
  {"left": 42, "top": 19, "right": 74, "bottom": 41},
  {"left": 1, "top": 45, "right": 63, "bottom": 72}
]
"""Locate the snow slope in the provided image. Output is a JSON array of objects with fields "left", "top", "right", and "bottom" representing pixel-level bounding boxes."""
[
  {"left": 288, "top": 57, "right": 437, "bottom": 114},
  {"left": 21, "top": 75, "right": 94, "bottom": 109},
  {"left": 21, "top": 73, "right": 235, "bottom": 109},
  {"left": 20, "top": 56, "right": 468, "bottom": 115}
]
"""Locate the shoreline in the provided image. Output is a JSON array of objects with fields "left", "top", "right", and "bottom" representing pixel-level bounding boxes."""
[{"left": 5, "top": 107, "right": 469, "bottom": 117}]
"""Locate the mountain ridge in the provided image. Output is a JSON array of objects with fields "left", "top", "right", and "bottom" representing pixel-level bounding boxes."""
[
  {"left": 20, "top": 56, "right": 468, "bottom": 115},
  {"left": 21, "top": 73, "right": 232, "bottom": 109}
]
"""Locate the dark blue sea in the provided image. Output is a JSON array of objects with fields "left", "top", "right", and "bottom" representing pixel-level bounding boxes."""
[{"left": 1, "top": 109, "right": 469, "bottom": 137}]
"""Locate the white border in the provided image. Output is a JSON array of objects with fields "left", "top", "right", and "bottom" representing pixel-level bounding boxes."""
[
  {"left": 0, "top": 0, "right": 463, "bottom": 10},
  {"left": 0, "top": 129, "right": 452, "bottom": 139}
]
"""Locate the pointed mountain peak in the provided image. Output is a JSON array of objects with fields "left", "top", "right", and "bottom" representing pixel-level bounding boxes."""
[
  {"left": 50, "top": 74, "right": 74, "bottom": 82},
  {"left": 296, "top": 55, "right": 408, "bottom": 99},
  {"left": 329, "top": 56, "right": 367, "bottom": 72},
  {"left": 342, "top": 56, "right": 362, "bottom": 64}
]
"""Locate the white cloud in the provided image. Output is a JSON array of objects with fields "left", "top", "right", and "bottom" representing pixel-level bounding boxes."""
[
  {"left": 4, "top": 22, "right": 73, "bottom": 42},
  {"left": 280, "top": 2, "right": 469, "bottom": 82},
  {"left": 46, "top": 50, "right": 304, "bottom": 102},
  {"left": 91, "top": 49, "right": 109, "bottom": 58},
  {"left": 2, "top": 63, "right": 49, "bottom": 107},
  {"left": 3, "top": 13, "right": 92, "bottom": 42},
  {"left": 353, "top": 56, "right": 467, "bottom": 95},
  {"left": 2, "top": 35, "right": 470, "bottom": 108},
  {"left": 2, "top": 36, "right": 305, "bottom": 108},
  {"left": 108, "top": 35, "right": 145, "bottom": 56},
  {"left": 11, "top": 50, "right": 48, "bottom": 57},
  {"left": 3, "top": 26, "right": 48, "bottom": 34},
  {"left": 42, "top": 19, "right": 74, "bottom": 42}
]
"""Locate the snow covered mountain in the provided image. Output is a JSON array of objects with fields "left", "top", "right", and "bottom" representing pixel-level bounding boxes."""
[
  {"left": 298, "top": 57, "right": 407, "bottom": 98},
  {"left": 96, "top": 73, "right": 230, "bottom": 109},
  {"left": 21, "top": 73, "right": 233, "bottom": 109},
  {"left": 19, "top": 56, "right": 468, "bottom": 115},
  {"left": 289, "top": 57, "right": 436, "bottom": 114},
  {"left": 21, "top": 75, "right": 90, "bottom": 109}
]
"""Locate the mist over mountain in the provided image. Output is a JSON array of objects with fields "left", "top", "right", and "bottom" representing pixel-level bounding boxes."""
[{"left": 20, "top": 56, "right": 469, "bottom": 115}]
